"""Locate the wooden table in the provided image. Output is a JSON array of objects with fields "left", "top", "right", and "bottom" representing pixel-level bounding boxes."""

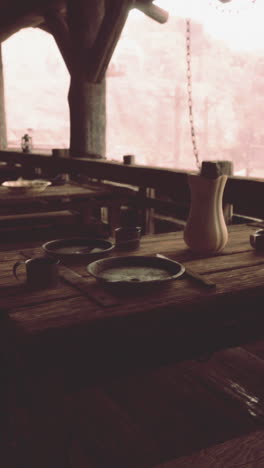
[
  {"left": 0, "top": 181, "right": 123, "bottom": 234},
  {"left": 1, "top": 223, "right": 264, "bottom": 467},
  {"left": 1, "top": 223, "right": 264, "bottom": 379}
]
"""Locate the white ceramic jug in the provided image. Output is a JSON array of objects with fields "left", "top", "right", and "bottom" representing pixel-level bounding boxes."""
[{"left": 184, "top": 174, "right": 228, "bottom": 254}]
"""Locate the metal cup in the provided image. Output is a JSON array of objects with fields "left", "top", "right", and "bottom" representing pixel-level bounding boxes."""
[
  {"left": 13, "top": 256, "right": 60, "bottom": 289},
  {"left": 250, "top": 229, "right": 264, "bottom": 251},
  {"left": 114, "top": 226, "right": 142, "bottom": 250}
]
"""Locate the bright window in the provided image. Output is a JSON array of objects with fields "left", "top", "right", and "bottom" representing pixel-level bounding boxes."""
[
  {"left": 107, "top": 0, "right": 264, "bottom": 177},
  {"left": 2, "top": 0, "right": 264, "bottom": 177},
  {"left": 2, "top": 28, "right": 70, "bottom": 151}
]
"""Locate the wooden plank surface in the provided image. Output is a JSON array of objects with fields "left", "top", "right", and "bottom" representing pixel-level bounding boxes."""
[
  {"left": 102, "top": 354, "right": 260, "bottom": 464},
  {"left": 3, "top": 344, "right": 264, "bottom": 468},
  {"left": 151, "top": 430, "right": 264, "bottom": 468},
  {"left": 0, "top": 182, "right": 113, "bottom": 204},
  {"left": 1, "top": 224, "right": 263, "bottom": 333},
  {"left": 0, "top": 224, "right": 263, "bottom": 382},
  {"left": 2, "top": 224, "right": 264, "bottom": 468}
]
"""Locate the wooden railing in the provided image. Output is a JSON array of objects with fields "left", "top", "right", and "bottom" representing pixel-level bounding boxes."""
[{"left": 0, "top": 150, "right": 263, "bottom": 221}]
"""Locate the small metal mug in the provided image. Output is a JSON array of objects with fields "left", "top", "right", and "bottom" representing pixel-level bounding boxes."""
[
  {"left": 250, "top": 229, "right": 264, "bottom": 251},
  {"left": 13, "top": 256, "right": 60, "bottom": 289},
  {"left": 115, "top": 226, "right": 142, "bottom": 250}
]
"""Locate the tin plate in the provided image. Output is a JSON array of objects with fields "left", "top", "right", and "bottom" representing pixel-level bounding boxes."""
[
  {"left": 87, "top": 255, "right": 185, "bottom": 287},
  {"left": 42, "top": 237, "right": 114, "bottom": 263}
]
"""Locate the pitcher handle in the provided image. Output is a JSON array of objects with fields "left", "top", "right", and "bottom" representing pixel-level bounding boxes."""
[{"left": 13, "top": 261, "right": 25, "bottom": 281}]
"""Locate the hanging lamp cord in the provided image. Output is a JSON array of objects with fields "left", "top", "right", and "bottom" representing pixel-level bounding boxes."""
[{"left": 186, "top": 18, "right": 201, "bottom": 170}]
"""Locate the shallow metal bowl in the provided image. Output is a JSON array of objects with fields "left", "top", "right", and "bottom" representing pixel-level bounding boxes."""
[
  {"left": 87, "top": 255, "right": 185, "bottom": 288},
  {"left": 42, "top": 237, "right": 114, "bottom": 264},
  {"left": 2, "top": 179, "right": 51, "bottom": 194}
]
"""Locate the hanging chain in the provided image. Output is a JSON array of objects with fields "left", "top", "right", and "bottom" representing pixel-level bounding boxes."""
[
  {"left": 185, "top": 1, "right": 257, "bottom": 169},
  {"left": 186, "top": 18, "right": 200, "bottom": 170}
]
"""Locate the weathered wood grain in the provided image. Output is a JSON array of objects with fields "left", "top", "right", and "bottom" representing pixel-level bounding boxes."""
[
  {"left": 244, "top": 340, "right": 264, "bottom": 362},
  {"left": 186, "top": 347, "right": 264, "bottom": 422},
  {"left": 151, "top": 430, "right": 264, "bottom": 467},
  {"left": 0, "top": 224, "right": 262, "bottom": 386},
  {"left": 2, "top": 228, "right": 264, "bottom": 468},
  {"left": 103, "top": 359, "right": 260, "bottom": 465},
  {"left": 67, "top": 386, "right": 157, "bottom": 468}
]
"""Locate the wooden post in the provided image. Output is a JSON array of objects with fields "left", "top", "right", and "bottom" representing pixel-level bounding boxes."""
[
  {"left": 0, "top": 44, "right": 7, "bottom": 149},
  {"left": 68, "top": 77, "right": 106, "bottom": 158},
  {"left": 42, "top": 1, "right": 131, "bottom": 158},
  {"left": 66, "top": 0, "right": 131, "bottom": 158},
  {"left": 66, "top": 0, "right": 105, "bottom": 158}
]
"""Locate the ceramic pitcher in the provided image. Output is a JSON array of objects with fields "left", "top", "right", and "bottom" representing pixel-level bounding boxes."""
[{"left": 184, "top": 174, "right": 228, "bottom": 254}]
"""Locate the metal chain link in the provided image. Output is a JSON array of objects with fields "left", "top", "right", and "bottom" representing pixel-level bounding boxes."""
[
  {"left": 185, "top": 1, "right": 257, "bottom": 169},
  {"left": 186, "top": 2, "right": 257, "bottom": 168},
  {"left": 186, "top": 18, "right": 200, "bottom": 170}
]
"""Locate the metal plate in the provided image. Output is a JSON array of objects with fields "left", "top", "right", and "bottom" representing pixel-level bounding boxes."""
[
  {"left": 2, "top": 179, "right": 51, "bottom": 194},
  {"left": 87, "top": 256, "right": 185, "bottom": 287},
  {"left": 42, "top": 237, "right": 114, "bottom": 263}
]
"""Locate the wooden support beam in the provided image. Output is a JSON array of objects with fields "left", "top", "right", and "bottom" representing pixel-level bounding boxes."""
[
  {"left": 67, "top": 0, "right": 106, "bottom": 74},
  {"left": 89, "top": 0, "right": 131, "bottom": 83},
  {"left": 43, "top": 8, "right": 72, "bottom": 74},
  {"left": 68, "top": 78, "right": 106, "bottom": 157},
  {"left": 0, "top": 13, "right": 43, "bottom": 42},
  {"left": 67, "top": 0, "right": 131, "bottom": 83},
  {"left": 66, "top": 0, "right": 106, "bottom": 157},
  {"left": 0, "top": 0, "right": 64, "bottom": 42},
  {"left": 134, "top": 0, "right": 169, "bottom": 24}
]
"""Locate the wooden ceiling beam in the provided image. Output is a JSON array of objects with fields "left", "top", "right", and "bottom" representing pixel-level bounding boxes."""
[
  {"left": 66, "top": 0, "right": 107, "bottom": 156},
  {"left": 66, "top": 0, "right": 105, "bottom": 76},
  {"left": 89, "top": 0, "right": 131, "bottom": 83},
  {"left": 133, "top": 0, "right": 169, "bottom": 24},
  {"left": 0, "top": 0, "right": 65, "bottom": 42},
  {"left": 0, "top": 12, "right": 44, "bottom": 42},
  {"left": 65, "top": 0, "right": 131, "bottom": 83},
  {"left": 43, "top": 8, "right": 72, "bottom": 74}
]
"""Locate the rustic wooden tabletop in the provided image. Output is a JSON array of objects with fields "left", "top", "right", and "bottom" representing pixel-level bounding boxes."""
[
  {"left": 1, "top": 223, "right": 264, "bottom": 468},
  {"left": 0, "top": 181, "right": 115, "bottom": 208},
  {"left": 1, "top": 223, "right": 264, "bottom": 373}
]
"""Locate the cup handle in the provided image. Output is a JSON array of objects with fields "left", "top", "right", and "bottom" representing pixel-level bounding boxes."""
[
  {"left": 13, "top": 261, "right": 25, "bottom": 281},
  {"left": 250, "top": 234, "right": 256, "bottom": 249}
]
